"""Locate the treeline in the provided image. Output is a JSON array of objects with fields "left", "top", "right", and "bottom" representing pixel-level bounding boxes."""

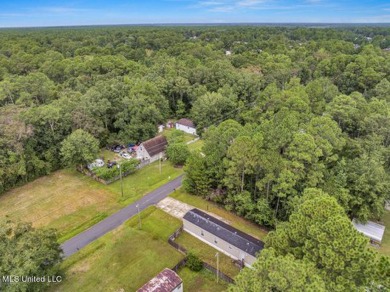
[{"left": 0, "top": 26, "right": 389, "bottom": 202}]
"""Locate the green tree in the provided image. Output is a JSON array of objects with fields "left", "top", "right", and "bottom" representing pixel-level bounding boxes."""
[
  {"left": 61, "top": 129, "right": 100, "bottom": 168},
  {"left": 266, "top": 189, "right": 379, "bottom": 291},
  {"left": 183, "top": 152, "right": 211, "bottom": 198},
  {"left": 0, "top": 219, "right": 62, "bottom": 292},
  {"left": 166, "top": 142, "right": 190, "bottom": 166},
  {"left": 231, "top": 248, "right": 326, "bottom": 292}
]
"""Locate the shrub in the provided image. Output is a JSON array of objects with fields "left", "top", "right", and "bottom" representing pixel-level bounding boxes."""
[{"left": 186, "top": 252, "right": 203, "bottom": 272}]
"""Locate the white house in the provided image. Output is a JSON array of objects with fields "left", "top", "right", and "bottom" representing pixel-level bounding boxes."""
[
  {"left": 136, "top": 135, "right": 168, "bottom": 163},
  {"left": 137, "top": 268, "right": 183, "bottom": 292},
  {"left": 175, "top": 118, "right": 197, "bottom": 136},
  {"left": 183, "top": 208, "right": 264, "bottom": 267}
]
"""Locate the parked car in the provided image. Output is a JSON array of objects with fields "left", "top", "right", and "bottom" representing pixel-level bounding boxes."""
[
  {"left": 87, "top": 159, "right": 105, "bottom": 170},
  {"left": 110, "top": 145, "right": 125, "bottom": 153},
  {"left": 107, "top": 160, "right": 117, "bottom": 168},
  {"left": 120, "top": 152, "right": 132, "bottom": 159}
]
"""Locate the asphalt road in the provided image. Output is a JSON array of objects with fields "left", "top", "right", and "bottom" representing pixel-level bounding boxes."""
[{"left": 61, "top": 175, "right": 183, "bottom": 258}]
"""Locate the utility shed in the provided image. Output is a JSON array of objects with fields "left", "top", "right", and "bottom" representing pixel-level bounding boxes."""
[
  {"left": 352, "top": 219, "right": 386, "bottom": 244},
  {"left": 183, "top": 208, "right": 264, "bottom": 267},
  {"left": 137, "top": 268, "right": 183, "bottom": 292},
  {"left": 175, "top": 118, "right": 197, "bottom": 135}
]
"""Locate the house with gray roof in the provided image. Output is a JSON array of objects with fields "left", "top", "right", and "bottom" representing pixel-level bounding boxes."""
[
  {"left": 352, "top": 219, "right": 386, "bottom": 244},
  {"left": 136, "top": 135, "right": 168, "bottom": 163},
  {"left": 183, "top": 208, "right": 264, "bottom": 267}
]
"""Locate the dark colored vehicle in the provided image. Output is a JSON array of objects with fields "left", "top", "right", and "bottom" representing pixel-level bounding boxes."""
[
  {"left": 111, "top": 145, "right": 125, "bottom": 153},
  {"left": 107, "top": 160, "right": 117, "bottom": 168}
]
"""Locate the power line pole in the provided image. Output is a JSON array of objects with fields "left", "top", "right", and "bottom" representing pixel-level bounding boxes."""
[
  {"left": 159, "top": 153, "right": 162, "bottom": 174},
  {"left": 215, "top": 252, "right": 219, "bottom": 283}
]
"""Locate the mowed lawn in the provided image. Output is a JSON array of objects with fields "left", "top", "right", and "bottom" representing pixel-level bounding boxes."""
[
  {"left": 378, "top": 210, "right": 390, "bottom": 256},
  {"left": 50, "top": 208, "right": 184, "bottom": 292},
  {"left": 171, "top": 189, "right": 268, "bottom": 241},
  {"left": 178, "top": 267, "right": 229, "bottom": 292},
  {"left": 175, "top": 231, "right": 241, "bottom": 279},
  {"left": 0, "top": 160, "right": 183, "bottom": 242}
]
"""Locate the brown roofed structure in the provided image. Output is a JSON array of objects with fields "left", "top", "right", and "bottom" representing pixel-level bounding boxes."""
[
  {"left": 142, "top": 135, "right": 168, "bottom": 157},
  {"left": 176, "top": 118, "right": 195, "bottom": 128},
  {"left": 137, "top": 268, "right": 182, "bottom": 292}
]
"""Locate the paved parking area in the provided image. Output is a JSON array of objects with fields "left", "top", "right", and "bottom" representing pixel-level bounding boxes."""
[{"left": 157, "top": 197, "right": 229, "bottom": 224}]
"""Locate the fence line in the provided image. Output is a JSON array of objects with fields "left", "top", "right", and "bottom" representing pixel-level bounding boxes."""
[{"left": 168, "top": 226, "right": 235, "bottom": 284}]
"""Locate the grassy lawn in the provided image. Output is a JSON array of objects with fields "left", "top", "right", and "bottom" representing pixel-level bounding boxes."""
[
  {"left": 188, "top": 139, "right": 204, "bottom": 152},
  {"left": 179, "top": 267, "right": 229, "bottom": 292},
  {"left": 107, "top": 160, "right": 183, "bottom": 206},
  {"left": 171, "top": 189, "right": 268, "bottom": 241},
  {"left": 175, "top": 231, "right": 241, "bottom": 279},
  {"left": 0, "top": 160, "right": 183, "bottom": 243},
  {"left": 50, "top": 207, "right": 184, "bottom": 292},
  {"left": 378, "top": 210, "right": 390, "bottom": 256}
]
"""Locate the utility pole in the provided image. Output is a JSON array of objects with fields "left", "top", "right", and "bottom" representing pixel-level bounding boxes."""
[
  {"left": 136, "top": 204, "right": 141, "bottom": 229},
  {"left": 215, "top": 252, "right": 219, "bottom": 283},
  {"left": 118, "top": 163, "right": 123, "bottom": 198}
]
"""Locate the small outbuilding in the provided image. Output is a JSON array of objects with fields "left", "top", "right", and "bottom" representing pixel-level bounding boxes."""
[
  {"left": 183, "top": 208, "right": 264, "bottom": 267},
  {"left": 137, "top": 268, "right": 183, "bottom": 292},
  {"left": 352, "top": 219, "right": 386, "bottom": 244},
  {"left": 137, "top": 135, "right": 168, "bottom": 163},
  {"left": 175, "top": 118, "right": 197, "bottom": 136}
]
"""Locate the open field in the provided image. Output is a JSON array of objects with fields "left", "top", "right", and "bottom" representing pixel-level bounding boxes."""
[
  {"left": 378, "top": 210, "right": 390, "bottom": 256},
  {"left": 178, "top": 267, "right": 229, "bottom": 292},
  {"left": 50, "top": 207, "right": 184, "bottom": 292},
  {"left": 0, "top": 160, "right": 183, "bottom": 243},
  {"left": 170, "top": 189, "right": 268, "bottom": 241},
  {"left": 175, "top": 231, "right": 241, "bottom": 279}
]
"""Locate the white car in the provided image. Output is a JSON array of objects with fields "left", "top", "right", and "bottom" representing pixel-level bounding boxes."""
[
  {"left": 87, "top": 159, "right": 105, "bottom": 170},
  {"left": 120, "top": 152, "right": 132, "bottom": 159}
]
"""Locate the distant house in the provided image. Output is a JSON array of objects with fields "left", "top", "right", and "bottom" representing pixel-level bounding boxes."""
[
  {"left": 158, "top": 124, "right": 165, "bottom": 133},
  {"left": 352, "top": 219, "right": 386, "bottom": 244},
  {"left": 183, "top": 208, "right": 264, "bottom": 267},
  {"left": 225, "top": 50, "right": 232, "bottom": 56},
  {"left": 138, "top": 268, "right": 183, "bottom": 292},
  {"left": 175, "top": 118, "right": 197, "bottom": 136},
  {"left": 136, "top": 135, "right": 168, "bottom": 163}
]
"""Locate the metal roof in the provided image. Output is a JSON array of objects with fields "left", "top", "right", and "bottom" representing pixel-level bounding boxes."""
[
  {"left": 137, "top": 268, "right": 182, "bottom": 292},
  {"left": 141, "top": 135, "right": 167, "bottom": 157},
  {"left": 352, "top": 219, "right": 386, "bottom": 243},
  {"left": 176, "top": 118, "right": 195, "bottom": 128},
  {"left": 183, "top": 208, "right": 264, "bottom": 257}
]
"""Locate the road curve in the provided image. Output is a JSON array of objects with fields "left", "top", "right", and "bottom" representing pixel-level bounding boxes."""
[{"left": 61, "top": 175, "right": 183, "bottom": 258}]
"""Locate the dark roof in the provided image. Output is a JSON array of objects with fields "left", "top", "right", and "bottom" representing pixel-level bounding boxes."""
[
  {"left": 183, "top": 208, "right": 264, "bottom": 257},
  {"left": 176, "top": 118, "right": 195, "bottom": 128},
  {"left": 137, "top": 268, "right": 182, "bottom": 292},
  {"left": 142, "top": 135, "right": 167, "bottom": 157}
]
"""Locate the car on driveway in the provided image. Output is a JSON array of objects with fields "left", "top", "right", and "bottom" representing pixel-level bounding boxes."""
[
  {"left": 120, "top": 151, "right": 132, "bottom": 159},
  {"left": 107, "top": 160, "right": 117, "bottom": 168}
]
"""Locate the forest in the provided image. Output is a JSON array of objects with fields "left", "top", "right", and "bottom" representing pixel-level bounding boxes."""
[{"left": 0, "top": 25, "right": 389, "bottom": 224}]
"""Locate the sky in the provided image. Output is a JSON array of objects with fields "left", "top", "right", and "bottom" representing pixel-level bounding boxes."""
[{"left": 0, "top": 0, "right": 389, "bottom": 27}]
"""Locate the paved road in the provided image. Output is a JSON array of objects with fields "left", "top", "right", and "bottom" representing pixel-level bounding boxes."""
[{"left": 61, "top": 175, "right": 183, "bottom": 257}]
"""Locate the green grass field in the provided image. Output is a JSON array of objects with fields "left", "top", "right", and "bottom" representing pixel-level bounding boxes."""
[
  {"left": 175, "top": 231, "right": 241, "bottom": 279},
  {"left": 178, "top": 267, "right": 229, "bottom": 292},
  {"left": 51, "top": 207, "right": 227, "bottom": 292},
  {"left": 171, "top": 189, "right": 268, "bottom": 241},
  {"left": 0, "top": 160, "right": 183, "bottom": 243},
  {"left": 378, "top": 210, "right": 390, "bottom": 256},
  {"left": 50, "top": 207, "right": 184, "bottom": 292},
  {"left": 188, "top": 139, "right": 204, "bottom": 152}
]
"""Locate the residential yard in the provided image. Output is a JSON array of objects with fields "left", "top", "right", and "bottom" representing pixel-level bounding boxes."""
[
  {"left": 0, "top": 160, "right": 183, "bottom": 243},
  {"left": 171, "top": 189, "right": 268, "bottom": 241},
  {"left": 188, "top": 139, "right": 204, "bottom": 152},
  {"left": 178, "top": 267, "right": 229, "bottom": 292},
  {"left": 378, "top": 210, "right": 390, "bottom": 256},
  {"left": 50, "top": 207, "right": 184, "bottom": 292},
  {"left": 175, "top": 231, "right": 241, "bottom": 279}
]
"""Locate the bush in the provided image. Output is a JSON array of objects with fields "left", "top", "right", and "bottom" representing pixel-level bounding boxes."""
[
  {"left": 166, "top": 142, "right": 190, "bottom": 166},
  {"left": 186, "top": 252, "right": 203, "bottom": 272},
  {"left": 93, "top": 159, "right": 140, "bottom": 180}
]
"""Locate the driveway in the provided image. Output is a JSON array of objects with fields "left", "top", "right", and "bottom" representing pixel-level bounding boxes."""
[{"left": 61, "top": 175, "right": 183, "bottom": 258}]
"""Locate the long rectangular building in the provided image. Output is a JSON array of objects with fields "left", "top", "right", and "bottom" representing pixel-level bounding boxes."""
[{"left": 183, "top": 208, "right": 264, "bottom": 267}]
